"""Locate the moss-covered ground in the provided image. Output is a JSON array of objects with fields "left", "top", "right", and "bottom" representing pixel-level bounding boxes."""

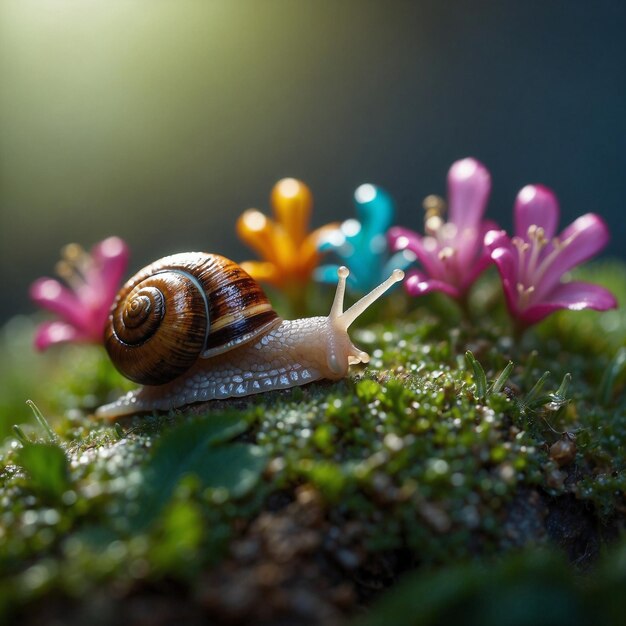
[{"left": 1, "top": 263, "right": 625, "bottom": 625}]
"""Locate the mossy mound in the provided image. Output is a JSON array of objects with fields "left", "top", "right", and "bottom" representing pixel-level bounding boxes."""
[{"left": 1, "top": 262, "right": 625, "bottom": 625}]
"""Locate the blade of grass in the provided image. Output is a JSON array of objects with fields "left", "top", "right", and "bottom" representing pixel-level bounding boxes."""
[
  {"left": 490, "top": 361, "right": 514, "bottom": 395},
  {"left": 25, "top": 400, "right": 57, "bottom": 442},
  {"left": 555, "top": 373, "right": 572, "bottom": 400},
  {"left": 465, "top": 351, "right": 487, "bottom": 400},
  {"left": 12, "top": 424, "right": 30, "bottom": 445},
  {"left": 523, "top": 371, "right": 551, "bottom": 410}
]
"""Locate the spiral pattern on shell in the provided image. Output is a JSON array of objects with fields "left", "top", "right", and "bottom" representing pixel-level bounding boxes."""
[{"left": 104, "top": 252, "right": 280, "bottom": 385}]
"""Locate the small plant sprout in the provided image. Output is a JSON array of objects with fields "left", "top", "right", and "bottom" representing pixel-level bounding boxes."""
[
  {"left": 490, "top": 361, "right": 514, "bottom": 395},
  {"left": 25, "top": 399, "right": 58, "bottom": 443},
  {"left": 519, "top": 372, "right": 572, "bottom": 425},
  {"left": 464, "top": 352, "right": 514, "bottom": 401},
  {"left": 114, "top": 423, "right": 126, "bottom": 440},
  {"left": 465, "top": 351, "right": 488, "bottom": 400},
  {"left": 12, "top": 425, "right": 30, "bottom": 446},
  {"left": 521, "top": 371, "right": 552, "bottom": 413}
]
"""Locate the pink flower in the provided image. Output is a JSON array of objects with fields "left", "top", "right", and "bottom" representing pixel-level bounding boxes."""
[
  {"left": 388, "top": 157, "right": 498, "bottom": 299},
  {"left": 30, "top": 237, "right": 129, "bottom": 350},
  {"left": 485, "top": 185, "right": 617, "bottom": 326}
]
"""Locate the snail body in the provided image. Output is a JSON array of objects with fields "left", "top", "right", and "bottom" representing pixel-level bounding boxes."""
[{"left": 96, "top": 252, "right": 403, "bottom": 419}]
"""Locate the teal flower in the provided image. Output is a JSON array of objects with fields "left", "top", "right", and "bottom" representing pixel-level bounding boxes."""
[{"left": 316, "top": 184, "right": 412, "bottom": 293}]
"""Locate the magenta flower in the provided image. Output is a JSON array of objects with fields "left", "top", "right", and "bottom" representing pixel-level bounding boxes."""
[
  {"left": 388, "top": 157, "right": 498, "bottom": 300},
  {"left": 485, "top": 185, "right": 617, "bottom": 326},
  {"left": 30, "top": 237, "right": 129, "bottom": 350}
]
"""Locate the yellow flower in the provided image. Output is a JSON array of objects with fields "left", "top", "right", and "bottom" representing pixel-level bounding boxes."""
[{"left": 236, "top": 178, "right": 339, "bottom": 288}]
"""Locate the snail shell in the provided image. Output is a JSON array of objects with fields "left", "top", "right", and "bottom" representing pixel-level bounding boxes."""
[{"left": 104, "top": 252, "right": 279, "bottom": 385}]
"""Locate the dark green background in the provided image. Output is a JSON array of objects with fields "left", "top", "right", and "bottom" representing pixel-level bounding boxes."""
[{"left": 1, "top": 0, "right": 624, "bottom": 322}]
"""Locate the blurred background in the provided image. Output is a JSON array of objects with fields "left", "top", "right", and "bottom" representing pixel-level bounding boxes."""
[{"left": 1, "top": 0, "right": 625, "bottom": 323}]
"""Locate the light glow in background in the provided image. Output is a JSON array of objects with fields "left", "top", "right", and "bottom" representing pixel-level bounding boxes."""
[{"left": 1, "top": 1, "right": 624, "bottom": 320}]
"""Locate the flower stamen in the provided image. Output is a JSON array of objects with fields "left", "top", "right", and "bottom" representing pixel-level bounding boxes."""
[
  {"left": 438, "top": 246, "right": 455, "bottom": 261},
  {"left": 62, "top": 243, "right": 91, "bottom": 274},
  {"left": 532, "top": 229, "right": 580, "bottom": 287},
  {"left": 516, "top": 282, "right": 535, "bottom": 310},
  {"left": 425, "top": 215, "right": 444, "bottom": 235},
  {"left": 54, "top": 260, "right": 84, "bottom": 292},
  {"left": 423, "top": 194, "right": 446, "bottom": 218},
  {"left": 524, "top": 224, "right": 547, "bottom": 284}
]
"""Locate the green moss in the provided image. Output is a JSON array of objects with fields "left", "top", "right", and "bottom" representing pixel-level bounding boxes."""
[{"left": 0, "top": 261, "right": 625, "bottom": 620}]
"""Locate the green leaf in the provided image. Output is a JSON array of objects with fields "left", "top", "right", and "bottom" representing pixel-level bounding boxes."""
[
  {"left": 130, "top": 413, "right": 266, "bottom": 530},
  {"left": 151, "top": 496, "right": 204, "bottom": 573},
  {"left": 26, "top": 399, "right": 57, "bottom": 442},
  {"left": 465, "top": 351, "right": 487, "bottom": 400},
  {"left": 12, "top": 424, "right": 30, "bottom": 445},
  {"left": 555, "top": 373, "right": 572, "bottom": 399},
  {"left": 16, "top": 443, "right": 69, "bottom": 499},
  {"left": 525, "top": 394, "right": 559, "bottom": 411},
  {"left": 490, "top": 361, "right": 514, "bottom": 395},
  {"left": 523, "top": 371, "right": 551, "bottom": 408},
  {"left": 192, "top": 443, "right": 266, "bottom": 496}
]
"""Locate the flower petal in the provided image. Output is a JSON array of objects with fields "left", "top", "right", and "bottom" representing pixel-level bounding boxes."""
[
  {"left": 484, "top": 229, "right": 519, "bottom": 278},
  {"left": 238, "top": 261, "right": 280, "bottom": 285},
  {"left": 317, "top": 227, "right": 346, "bottom": 253},
  {"left": 388, "top": 226, "right": 443, "bottom": 279},
  {"left": 521, "top": 281, "right": 618, "bottom": 325},
  {"left": 33, "top": 320, "right": 89, "bottom": 351},
  {"left": 90, "top": 236, "right": 129, "bottom": 296},
  {"left": 382, "top": 250, "right": 416, "bottom": 278},
  {"left": 80, "top": 237, "right": 130, "bottom": 330},
  {"left": 314, "top": 264, "right": 342, "bottom": 284},
  {"left": 404, "top": 270, "right": 461, "bottom": 299},
  {"left": 484, "top": 228, "right": 511, "bottom": 253},
  {"left": 554, "top": 213, "right": 609, "bottom": 268},
  {"left": 447, "top": 157, "right": 491, "bottom": 233},
  {"left": 535, "top": 213, "right": 610, "bottom": 296},
  {"left": 460, "top": 248, "right": 493, "bottom": 292},
  {"left": 354, "top": 184, "right": 394, "bottom": 238},
  {"left": 488, "top": 243, "right": 521, "bottom": 318},
  {"left": 271, "top": 178, "right": 313, "bottom": 247},
  {"left": 29, "top": 278, "right": 88, "bottom": 330},
  {"left": 455, "top": 219, "right": 500, "bottom": 288},
  {"left": 300, "top": 223, "right": 341, "bottom": 276},
  {"left": 514, "top": 184, "right": 560, "bottom": 240},
  {"left": 236, "top": 209, "right": 281, "bottom": 265}
]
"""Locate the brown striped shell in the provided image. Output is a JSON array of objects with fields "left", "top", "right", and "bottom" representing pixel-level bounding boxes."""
[{"left": 104, "top": 252, "right": 280, "bottom": 385}]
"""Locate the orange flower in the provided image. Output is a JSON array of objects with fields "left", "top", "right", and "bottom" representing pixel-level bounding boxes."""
[{"left": 236, "top": 178, "right": 339, "bottom": 288}]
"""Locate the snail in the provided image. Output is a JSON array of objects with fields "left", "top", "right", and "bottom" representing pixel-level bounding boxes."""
[{"left": 96, "top": 252, "right": 404, "bottom": 419}]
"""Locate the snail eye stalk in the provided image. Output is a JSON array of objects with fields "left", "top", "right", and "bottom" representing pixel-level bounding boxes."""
[{"left": 334, "top": 268, "right": 404, "bottom": 330}]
